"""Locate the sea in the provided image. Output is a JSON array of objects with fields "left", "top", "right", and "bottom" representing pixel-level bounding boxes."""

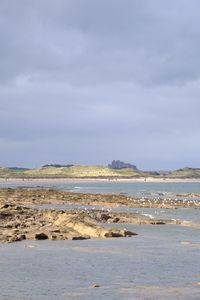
[{"left": 0, "top": 180, "right": 200, "bottom": 299}]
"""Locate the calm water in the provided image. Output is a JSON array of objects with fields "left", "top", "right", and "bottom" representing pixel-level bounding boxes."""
[
  {"left": 1, "top": 180, "right": 200, "bottom": 198},
  {"left": 0, "top": 226, "right": 200, "bottom": 300},
  {"left": 0, "top": 181, "right": 200, "bottom": 299}
]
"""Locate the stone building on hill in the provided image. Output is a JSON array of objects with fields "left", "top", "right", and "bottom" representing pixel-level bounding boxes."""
[{"left": 108, "top": 160, "right": 137, "bottom": 170}]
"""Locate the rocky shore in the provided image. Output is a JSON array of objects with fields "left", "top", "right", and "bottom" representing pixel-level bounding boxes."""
[
  {"left": 0, "top": 188, "right": 199, "bottom": 208},
  {"left": 0, "top": 188, "right": 198, "bottom": 243}
]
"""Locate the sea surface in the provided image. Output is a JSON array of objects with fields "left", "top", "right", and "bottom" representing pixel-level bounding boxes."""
[
  {"left": 1, "top": 179, "right": 200, "bottom": 198},
  {"left": 0, "top": 181, "right": 200, "bottom": 299}
]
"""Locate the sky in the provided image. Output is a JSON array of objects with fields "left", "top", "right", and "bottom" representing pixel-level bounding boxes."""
[{"left": 0, "top": 0, "right": 200, "bottom": 170}]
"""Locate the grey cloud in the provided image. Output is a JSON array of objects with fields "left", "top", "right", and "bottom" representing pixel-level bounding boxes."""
[
  {"left": 1, "top": 0, "right": 200, "bottom": 86},
  {"left": 0, "top": 1, "right": 200, "bottom": 168}
]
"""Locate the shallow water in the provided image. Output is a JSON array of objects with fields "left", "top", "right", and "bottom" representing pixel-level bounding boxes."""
[
  {"left": 0, "top": 181, "right": 200, "bottom": 299},
  {"left": 32, "top": 203, "right": 200, "bottom": 224},
  {"left": 1, "top": 180, "right": 200, "bottom": 199},
  {"left": 0, "top": 225, "right": 200, "bottom": 300}
]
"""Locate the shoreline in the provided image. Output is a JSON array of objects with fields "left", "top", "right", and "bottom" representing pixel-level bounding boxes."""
[
  {"left": 1, "top": 188, "right": 200, "bottom": 208},
  {"left": 1, "top": 177, "right": 200, "bottom": 183},
  {"left": 1, "top": 188, "right": 197, "bottom": 244}
]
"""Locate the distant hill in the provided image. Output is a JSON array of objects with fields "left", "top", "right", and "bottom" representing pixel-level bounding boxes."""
[
  {"left": 0, "top": 165, "right": 200, "bottom": 179},
  {"left": 0, "top": 167, "right": 29, "bottom": 178},
  {"left": 0, "top": 167, "right": 14, "bottom": 177},
  {"left": 23, "top": 165, "right": 143, "bottom": 178},
  {"left": 8, "top": 167, "right": 30, "bottom": 172},
  {"left": 167, "top": 167, "right": 200, "bottom": 178}
]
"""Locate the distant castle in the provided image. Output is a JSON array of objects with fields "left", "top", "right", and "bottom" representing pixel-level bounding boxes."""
[{"left": 108, "top": 160, "right": 137, "bottom": 170}]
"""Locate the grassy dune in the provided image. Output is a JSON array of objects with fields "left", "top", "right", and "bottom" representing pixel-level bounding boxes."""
[
  {"left": 0, "top": 165, "right": 200, "bottom": 179},
  {"left": 23, "top": 165, "right": 143, "bottom": 178},
  {"left": 167, "top": 168, "right": 200, "bottom": 178},
  {"left": 0, "top": 167, "right": 16, "bottom": 178}
]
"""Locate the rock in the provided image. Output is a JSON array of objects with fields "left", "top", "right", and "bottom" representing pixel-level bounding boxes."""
[
  {"left": 92, "top": 284, "right": 101, "bottom": 288},
  {"left": 8, "top": 234, "right": 26, "bottom": 243},
  {"left": 104, "top": 231, "right": 123, "bottom": 238},
  {"left": 1, "top": 188, "right": 181, "bottom": 244},
  {"left": 122, "top": 229, "right": 138, "bottom": 237},
  {"left": 150, "top": 220, "right": 165, "bottom": 225},
  {"left": 72, "top": 236, "right": 89, "bottom": 240},
  {"left": 1, "top": 188, "right": 199, "bottom": 208},
  {"left": 99, "top": 213, "right": 112, "bottom": 221},
  {"left": 35, "top": 233, "right": 48, "bottom": 240},
  {"left": 112, "top": 217, "right": 120, "bottom": 223}
]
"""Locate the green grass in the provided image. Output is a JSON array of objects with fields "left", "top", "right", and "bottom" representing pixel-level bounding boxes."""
[
  {"left": 0, "top": 167, "right": 15, "bottom": 177},
  {"left": 167, "top": 167, "right": 200, "bottom": 178},
  {"left": 0, "top": 165, "right": 200, "bottom": 179},
  {"left": 23, "top": 165, "right": 142, "bottom": 178}
]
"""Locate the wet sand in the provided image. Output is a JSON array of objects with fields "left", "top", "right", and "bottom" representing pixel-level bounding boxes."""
[{"left": 1, "top": 177, "right": 200, "bottom": 183}]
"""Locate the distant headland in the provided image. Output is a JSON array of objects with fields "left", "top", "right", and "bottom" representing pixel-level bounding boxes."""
[{"left": 0, "top": 160, "right": 200, "bottom": 179}]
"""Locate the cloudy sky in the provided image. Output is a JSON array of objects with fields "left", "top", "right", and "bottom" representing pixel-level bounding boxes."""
[{"left": 0, "top": 0, "right": 200, "bottom": 170}]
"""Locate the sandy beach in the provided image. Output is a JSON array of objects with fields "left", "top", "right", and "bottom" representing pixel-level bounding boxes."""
[{"left": 1, "top": 177, "right": 200, "bottom": 184}]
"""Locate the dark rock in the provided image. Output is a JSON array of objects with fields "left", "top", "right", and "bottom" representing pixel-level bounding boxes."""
[
  {"left": 72, "top": 236, "right": 89, "bottom": 240},
  {"left": 112, "top": 217, "right": 120, "bottom": 223},
  {"left": 104, "top": 231, "right": 123, "bottom": 238},
  {"left": 35, "top": 233, "right": 48, "bottom": 240},
  {"left": 123, "top": 230, "right": 137, "bottom": 236},
  {"left": 92, "top": 284, "right": 101, "bottom": 288},
  {"left": 100, "top": 213, "right": 112, "bottom": 221}
]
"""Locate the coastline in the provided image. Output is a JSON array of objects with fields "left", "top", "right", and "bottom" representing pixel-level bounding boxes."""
[
  {"left": 1, "top": 189, "right": 199, "bottom": 299},
  {"left": 1, "top": 177, "right": 200, "bottom": 184},
  {"left": 1, "top": 188, "right": 198, "bottom": 244}
]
